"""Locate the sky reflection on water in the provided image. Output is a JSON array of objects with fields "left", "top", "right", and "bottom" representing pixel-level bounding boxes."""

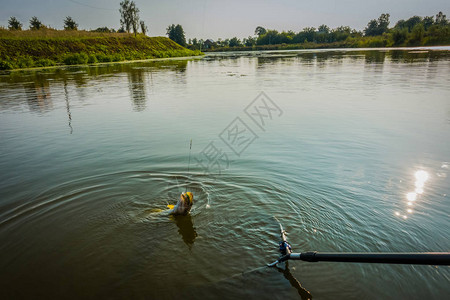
[{"left": 0, "top": 49, "right": 449, "bottom": 299}]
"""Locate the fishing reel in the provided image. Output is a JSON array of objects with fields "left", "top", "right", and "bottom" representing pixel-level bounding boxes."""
[
  {"left": 267, "top": 221, "right": 293, "bottom": 267},
  {"left": 279, "top": 240, "right": 292, "bottom": 256}
]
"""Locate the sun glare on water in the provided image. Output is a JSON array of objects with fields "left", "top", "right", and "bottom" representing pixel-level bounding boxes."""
[
  {"left": 415, "top": 170, "right": 429, "bottom": 182},
  {"left": 406, "top": 192, "right": 417, "bottom": 201},
  {"left": 396, "top": 170, "right": 430, "bottom": 220}
]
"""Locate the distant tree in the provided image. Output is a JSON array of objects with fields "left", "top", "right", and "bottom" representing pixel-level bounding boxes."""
[
  {"left": 64, "top": 16, "right": 78, "bottom": 30},
  {"left": 166, "top": 24, "right": 176, "bottom": 41},
  {"left": 140, "top": 21, "right": 148, "bottom": 35},
  {"left": 8, "top": 16, "right": 22, "bottom": 30},
  {"left": 316, "top": 24, "right": 330, "bottom": 43},
  {"left": 278, "top": 31, "right": 294, "bottom": 43},
  {"left": 435, "top": 11, "right": 448, "bottom": 26},
  {"left": 256, "top": 30, "right": 281, "bottom": 45},
  {"left": 292, "top": 29, "right": 308, "bottom": 43},
  {"left": 392, "top": 27, "right": 408, "bottom": 45},
  {"left": 214, "top": 38, "right": 225, "bottom": 47},
  {"left": 364, "top": 13, "right": 390, "bottom": 36},
  {"left": 120, "top": 0, "right": 131, "bottom": 32},
  {"left": 302, "top": 27, "right": 316, "bottom": 42},
  {"left": 377, "top": 13, "right": 390, "bottom": 33},
  {"left": 166, "top": 24, "right": 186, "bottom": 46},
  {"left": 351, "top": 29, "right": 363, "bottom": 37},
  {"left": 29, "top": 16, "right": 43, "bottom": 30},
  {"left": 286, "top": 30, "right": 295, "bottom": 36},
  {"left": 132, "top": 12, "right": 139, "bottom": 36},
  {"left": 198, "top": 39, "right": 205, "bottom": 49},
  {"left": 119, "top": 0, "right": 140, "bottom": 34},
  {"left": 229, "top": 37, "right": 242, "bottom": 47},
  {"left": 244, "top": 36, "right": 256, "bottom": 46},
  {"left": 118, "top": 27, "right": 126, "bottom": 33},
  {"left": 426, "top": 18, "right": 450, "bottom": 44},
  {"left": 255, "top": 26, "right": 266, "bottom": 36},
  {"left": 422, "top": 16, "right": 434, "bottom": 31},
  {"left": 409, "top": 23, "right": 425, "bottom": 44},
  {"left": 188, "top": 38, "right": 197, "bottom": 49},
  {"left": 331, "top": 26, "right": 351, "bottom": 42},
  {"left": 404, "top": 16, "right": 422, "bottom": 31},
  {"left": 364, "top": 19, "right": 378, "bottom": 36},
  {"left": 318, "top": 24, "right": 330, "bottom": 34},
  {"left": 175, "top": 25, "right": 186, "bottom": 46},
  {"left": 394, "top": 19, "right": 406, "bottom": 29},
  {"left": 92, "top": 27, "right": 116, "bottom": 33}
]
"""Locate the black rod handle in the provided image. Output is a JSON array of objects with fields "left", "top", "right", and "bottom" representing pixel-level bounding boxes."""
[{"left": 289, "top": 252, "right": 450, "bottom": 265}]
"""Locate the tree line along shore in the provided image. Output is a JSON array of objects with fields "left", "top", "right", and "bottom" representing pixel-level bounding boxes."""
[
  {"left": 1, "top": 7, "right": 448, "bottom": 70},
  {"left": 188, "top": 12, "right": 449, "bottom": 51}
]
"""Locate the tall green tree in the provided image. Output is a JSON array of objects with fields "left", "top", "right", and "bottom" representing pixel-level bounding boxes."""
[
  {"left": 422, "top": 16, "right": 434, "bottom": 31},
  {"left": 166, "top": 24, "right": 176, "bottom": 41},
  {"left": 404, "top": 16, "right": 422, "bottom": 31},
  {"left": 255, "top": 26, "right": 267, "bottom": 36},
  {"left": 409, "top": 23, "right": 425, "bottom": 44},
  {"left": 120, "top": 0, "right": 131, "bottom": 32},
  {"left": 29, "top": 16, "right": 43, "bottom": 30},
  {"left": 64, "top": 16, "right": 78, "bottom": 30},
  {"left": 166, "top": 24, "right": 186, "bottom": 46},
  {"left": 132, "top": 13, "right": 139, "bottom": 36},
  {"left": 318, "top": 24, "right": 330, "bottom": 33},
  {"left": 364, "top": 13, "right": 390, "bottom": 36},
  {"left": 377, "top": 13, "right": 390, "bottom": 33},
  {"left": 302, "top": 27, "right": 316, "bottom": 42},
  {"left": 435, "top": 11, "right": 448, "bottom": 26},
  {"left": 256, "top": 30, "right": 281, "bottom": 45},
  {"left": 8, "top": 17, "right": 22, "bottom": 30},
  {"left": 119, "top": 0, "right": 140, "bottom": 35},
  {"left": 331, "top": 26, "right": 351, "bottom": 42},
  {"left": 316, "top": 24, "right": 330, "bottom": 43},
  {"left": 244, "top": 36, "right": 256, "bottom": 46},
  {"left": 394, "top": 19, "right": 406, "bottom": 29},
  {"left": 392, "top": 27, "right": 408, "bottom": 45},
  {"left": 364, "top": 19, "right": 378, "bottom": 36},
  {"left": 229, "top": 37, "right": 242, "bottom": 47},
  {"left": 140, "top": 21, "right": 148, "bottom": 35}
]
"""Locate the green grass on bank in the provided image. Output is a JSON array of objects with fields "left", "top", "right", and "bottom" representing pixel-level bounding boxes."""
[{"left": 0, "top": 28, "right": 202, "bottom": 70}]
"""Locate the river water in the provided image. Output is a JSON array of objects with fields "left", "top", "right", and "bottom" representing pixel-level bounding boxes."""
[{"left": 1, "top": 48, "right": 449, "bottom": 299}]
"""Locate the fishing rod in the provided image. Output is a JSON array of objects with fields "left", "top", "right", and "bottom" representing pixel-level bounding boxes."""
[
  {"left": 185, "top": 139, "right": 192, "bottom": 193},
  {"left": 268, "top": 221, "right": 450, "bottom": 267}
]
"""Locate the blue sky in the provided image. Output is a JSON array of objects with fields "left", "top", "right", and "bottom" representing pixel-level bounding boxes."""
[{"left": 1, "top": 0, "right": 449, "bottom": 39}]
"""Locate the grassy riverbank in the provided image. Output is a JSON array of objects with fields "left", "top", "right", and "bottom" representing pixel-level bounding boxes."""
[{"left": 0, "top": 28, "right": 202, "bottom": 70}]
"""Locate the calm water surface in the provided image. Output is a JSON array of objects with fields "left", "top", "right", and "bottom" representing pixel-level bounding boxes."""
[{"left": 1, "top": 48, "right": 449, "bottom": 299}]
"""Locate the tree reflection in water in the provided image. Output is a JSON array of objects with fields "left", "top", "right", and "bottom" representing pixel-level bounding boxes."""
[{"left": 128, "top": 67, "right": 147, "bottom": 112}]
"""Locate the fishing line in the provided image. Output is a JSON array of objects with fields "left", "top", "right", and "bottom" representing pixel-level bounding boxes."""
[
  {"left": 215, "top": 265, "right": 269, "bottom": 283},
  {"left": 185, "top": 139, "right": 192, "bottom": 192},
  {"left": 175, "top": 176, "right": 181, "bottom": 191}
]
